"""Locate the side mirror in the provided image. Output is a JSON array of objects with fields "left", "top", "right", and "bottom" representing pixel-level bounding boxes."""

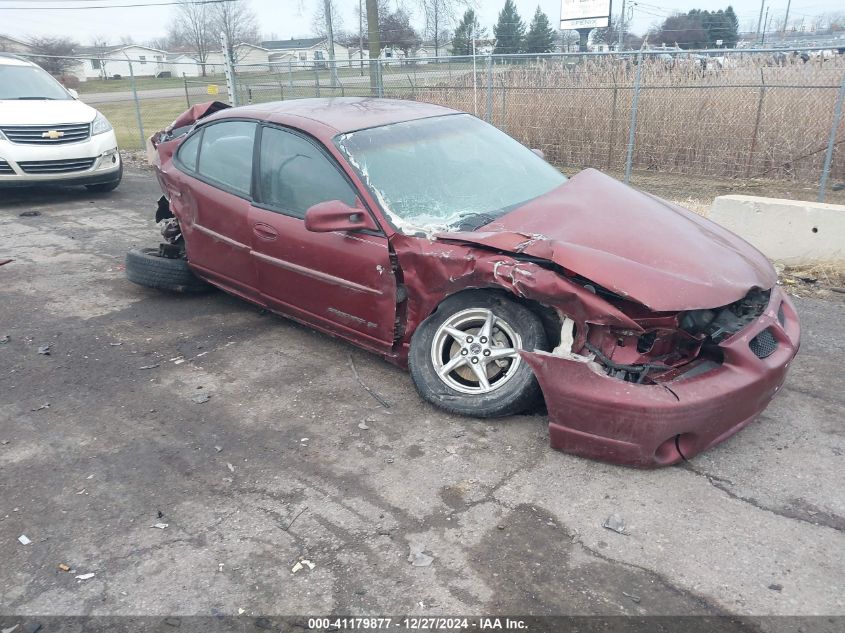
[
  {"left": 67, "top": 88, "right": 79, "bottom": 99},
  {"left": 304, "top": 200, "right": 378, "bottom": 233},
  {"left": 531, "top": 148, "right": 545, "bottom": 159}
]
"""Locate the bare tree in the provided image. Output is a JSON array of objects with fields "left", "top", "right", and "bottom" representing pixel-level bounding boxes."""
[
  {"left": 419, "top": 0, "right": 467, "bottom": 57},
  {"left": 173, "top": 0, "right": 213, "bottom": 76},
  {"left": 28, "top": 36, "right": 79, "bottom": 76},
  {"left": 90, "top": 36, "right": 111, "bottom": 80},
  {"left": 212, "top": 0, "right": 260, "bottom": 64},
  {"left": 311, "top": 0, "right": 345, "bottom": 39}
]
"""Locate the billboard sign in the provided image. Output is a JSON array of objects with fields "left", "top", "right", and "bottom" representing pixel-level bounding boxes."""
[{"left": 560, "top": 0, "right": 612, "bottom": 30}]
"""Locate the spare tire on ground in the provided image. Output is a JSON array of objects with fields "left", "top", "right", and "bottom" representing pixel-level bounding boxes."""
[{"left": 125, "top": 247, "right": 210, "bottom": 293}]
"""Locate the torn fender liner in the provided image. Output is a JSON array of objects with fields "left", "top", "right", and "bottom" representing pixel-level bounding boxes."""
[{"left": 435, "top": 169, "right": 776, "bottom": 312}]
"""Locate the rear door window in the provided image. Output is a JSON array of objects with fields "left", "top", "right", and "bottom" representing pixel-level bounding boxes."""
[{"left": 196, "top": 120, "right": 257, "bottom": 197}]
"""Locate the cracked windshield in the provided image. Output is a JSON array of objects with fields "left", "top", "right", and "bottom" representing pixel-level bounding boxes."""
[{"left": 337, "top": 114, "right": 567, "bottom": 232}]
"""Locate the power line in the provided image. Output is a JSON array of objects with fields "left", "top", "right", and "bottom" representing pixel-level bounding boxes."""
[{"left": 0, "top": 0, "right": 235, "bottom": 9}]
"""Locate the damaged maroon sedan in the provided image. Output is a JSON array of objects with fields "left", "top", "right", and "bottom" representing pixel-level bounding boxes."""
[{"left": 131, "top": 97, "right": 800, "bottom": 467}]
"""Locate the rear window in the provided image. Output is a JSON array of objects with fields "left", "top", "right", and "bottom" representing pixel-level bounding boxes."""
[{"left": 195, "top": 120, "right": 256, "bottom": 196}]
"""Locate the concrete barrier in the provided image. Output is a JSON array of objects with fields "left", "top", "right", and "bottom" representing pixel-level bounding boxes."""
[{"left": 709, "top": 195, "right": 845, "bottom": 264}]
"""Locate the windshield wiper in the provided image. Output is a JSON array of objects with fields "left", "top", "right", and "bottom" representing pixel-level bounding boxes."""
[{"left": 13, "top": 96, "right": 57, "bottom": 100}]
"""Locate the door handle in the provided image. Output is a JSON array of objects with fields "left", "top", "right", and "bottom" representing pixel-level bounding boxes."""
[{"left": 253, "top": 223, "right": 278, "bottom": 241}]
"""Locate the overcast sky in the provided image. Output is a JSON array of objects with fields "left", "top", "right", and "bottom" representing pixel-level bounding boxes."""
[{"left": 1, "top": 0, "right": 841, "bottom": 47}]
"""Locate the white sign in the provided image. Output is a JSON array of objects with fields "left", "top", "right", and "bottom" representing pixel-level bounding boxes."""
[{"left": 560, "top": 0, "right": 612, "bottom": 30}]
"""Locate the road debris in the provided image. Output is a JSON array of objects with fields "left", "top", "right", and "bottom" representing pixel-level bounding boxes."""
[
  {"left": 407, "top": 543, "right": 434, "bottom": 567},
  {"left": 768, "top": 583, "right": 783, "bottom": 592},
  {"left": 192, "top": 393, "right": 211, "bottom": 404},
  {"left": 284, "top": 506, "right": 307, "bottom": 531},
  {"left": 109, "top": 342, "right": 123, "bottom": 346},
  {"left": 602, "top": 513, "right": 627, "bottom": 534},
  {"left": 18, "top": 534, "right": 31, "bottom": 545},
  {"left": 357, "top": 421, "right": 370, "bottom": 430},
  {"left": 37, "top": 345, "right": 51, "bottom": 355},
  {"left": 138, "top": 364, "right": 160, "bottom": 370},
  {"left": 151, "top": 523, "right": 169, "bottom": 530},
  {"left": 2, "top": 624, "right": 19, "bottom": 633},
  {"left": 214, "top": 445, "right": 223, "bottom": 453},
  {"left": 58, "top": 563, "right": 71, "bottom": 572},
  {"left": 75, "top": 572, "right": 95, "bottom": 580},
  {"left": 19, "top": 211, "right": 40, "bottom": 217},
  {"left": 163, "top": 617, "right": 181, "bottom": 627},
  {"left": 237, "top": 608, "right": 245, "bottom": 615},
  {"left": 0, "top": 335, "right": 9, "bottom": 343},
  {"left": 30, "top": 404, "right": 50, "bottom": 412},
  {"left": 348, "top": 353, "right": 390, "bottom": 408},
  {"left": 226, "top": 463, "right": 235, "bottom": 473},
  {"left": 291, "top": 559, "right": 316, "bottom": 574},
  {"left": 622, "top": 591, "right": 641, "bottom": 603}
]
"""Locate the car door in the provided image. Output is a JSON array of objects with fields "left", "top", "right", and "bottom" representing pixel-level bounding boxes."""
[
  {"left": 249, "top": 124, "right": 397, "bottom": 352},
  {"left": 172, "top": 119, "right": 261, "bottom": 303}
]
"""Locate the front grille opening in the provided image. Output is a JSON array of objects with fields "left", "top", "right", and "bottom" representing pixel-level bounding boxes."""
[
  {"left": 0, "top": 160, "right": 13, "bottom": 174},
  {"left": 17, "top": 158, "right": 96, "bottom": 174},
  {"left": 750, "top": 328, "right": 778, "bottom": 359}
]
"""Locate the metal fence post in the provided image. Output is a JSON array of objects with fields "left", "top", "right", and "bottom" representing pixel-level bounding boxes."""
[
  {"left": 485, "top": 55, "right": 493, "bottom": 123},
  {"left": 222, "top": 32, "right": 238, "bottom": 107},
  {"left": 377, "top": 59, "right": 384, "bottom": 98},
  {"left": 183, "top": 73, "right": 190, "bottom": 107},
  {"left": 288, "top": 59, "right": 293, "bottom": 90},
  {"left": 624, "top": 48, "right": 645, "bottom": 185},
  {"left": 819, "top": 69, "right": 845, "bottom": 202},
  {"left": 124, "top": 54, "right": 145, "bottom": 150},
  {"left": 746, "top": 69, "right": 767, "bottom": 178},
  {"left": 314, "top": 65, "right": 320, "bottom": 97}
]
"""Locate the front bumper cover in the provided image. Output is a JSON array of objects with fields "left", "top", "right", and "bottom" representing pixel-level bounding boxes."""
[{"left": 522, "top": 286, "right": 800, "bottom": 467}]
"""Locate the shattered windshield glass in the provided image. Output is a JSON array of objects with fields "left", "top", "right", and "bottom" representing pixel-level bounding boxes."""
[{"left": 335, "top": 114, "right": 567, "bottom": 233}]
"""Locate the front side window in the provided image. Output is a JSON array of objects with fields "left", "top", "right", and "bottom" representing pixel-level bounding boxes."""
[
  {"left": 336, "top": 114, "right": 567, "bottom": 233},
  {"left": 258, "top": 126, "right": 357, "bottom": 218},
  {"left": 196, "top": 120, "right": 256, "bottom": 196}
]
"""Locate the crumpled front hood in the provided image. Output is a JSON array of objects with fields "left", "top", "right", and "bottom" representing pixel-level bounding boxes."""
[
  {"left": 435, "top": 169, "right": 776, "bottom": 312},
  {"left": 0, "top": 99, "right": 96, "bottom": 125}
]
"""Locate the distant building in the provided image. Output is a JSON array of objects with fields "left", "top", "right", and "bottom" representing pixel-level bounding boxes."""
[
  {"left": 0, "top": 34, "right": 35, "bottom": 54},
  {"left": 262, "top": 37, "right": 350, "bottom": 69},
  {"left": 70, "top": 44, "right": 168, "bottom": 81}
]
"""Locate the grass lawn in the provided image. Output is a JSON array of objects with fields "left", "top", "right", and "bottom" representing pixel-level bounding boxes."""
[
  {"left": 97, "top": 97, "right": 188, "bottom": 148},
  {"left": 77, "top": 75, "right": 227, "bottom": 94}
]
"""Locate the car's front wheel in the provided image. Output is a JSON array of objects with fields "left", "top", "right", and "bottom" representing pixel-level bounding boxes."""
[{"left": 409, "top": 291, "right": 548, "bottom": 417}]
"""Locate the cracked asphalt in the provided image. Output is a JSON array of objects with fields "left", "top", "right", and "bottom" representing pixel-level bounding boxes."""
[{"left": 0, "top": 167, "right": 843, "bottom": 620}]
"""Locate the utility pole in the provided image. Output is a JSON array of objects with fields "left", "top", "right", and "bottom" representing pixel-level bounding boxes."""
[
  {"left": 323, "top": 0, "right": 337, "bottom": 87},
  {"left": 761, "top": 6, "right": 770, "bottom": 44},
  {"left": 782, "top": 0, "right": 791, "bottom": 37},
  {"left": 756, "top": 0, "right": 766, "bottom": 44},
  {"left": 617, "top": 0, "right": 626, "bottom": 51},
  {"left": 366, "top": 0, "right": 380, "bottom": 94},
  {"left": 359, "top": 0, "right": 364, "bottom": 75}
]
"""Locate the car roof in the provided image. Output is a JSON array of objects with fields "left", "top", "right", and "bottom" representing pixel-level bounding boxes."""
[
  {"left": 231, "top": 97, "right": 462, "bottom": 134},
  {"left": 0, "top": 54, "right": 37, "bottom": 67}
]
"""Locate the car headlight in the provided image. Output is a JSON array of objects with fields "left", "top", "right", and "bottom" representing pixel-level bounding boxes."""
[{"left": 91, "top": 112, "right": 113, "bottom": 136}]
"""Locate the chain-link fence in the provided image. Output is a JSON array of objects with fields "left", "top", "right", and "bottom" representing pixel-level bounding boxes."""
[{"left": 12, "top": 48, "right": 845, "bottom": 201}]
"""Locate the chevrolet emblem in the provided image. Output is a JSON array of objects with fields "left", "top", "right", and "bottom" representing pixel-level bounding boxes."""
[{"left": 42, "top": 130, "right": 64, "bottom": 139}]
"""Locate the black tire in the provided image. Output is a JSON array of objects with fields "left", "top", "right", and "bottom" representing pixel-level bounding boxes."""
[
  {"left": 125, "top": 247, "right": 210, "bottom": 293},
  {"left": 409, "top": 290, "right": 548, "bottom": 418},
  {"left": 85, "top": 163, "right": 123, "bottom": 193}
]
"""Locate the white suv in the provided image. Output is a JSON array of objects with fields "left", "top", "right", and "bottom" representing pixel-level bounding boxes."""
[{"left": 0, "top": 54, "right": 121, "bottom": 191}]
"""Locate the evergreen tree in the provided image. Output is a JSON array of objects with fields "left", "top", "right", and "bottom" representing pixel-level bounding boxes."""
[
  {"left": 493, "top": 0, "right": 525, "bottom": 55},
  {"left": 524, "top": 6, "right": 555, "bottom": 54},
  {"left": 452, "top": 9, "right": 484, "bottom": 56}
]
